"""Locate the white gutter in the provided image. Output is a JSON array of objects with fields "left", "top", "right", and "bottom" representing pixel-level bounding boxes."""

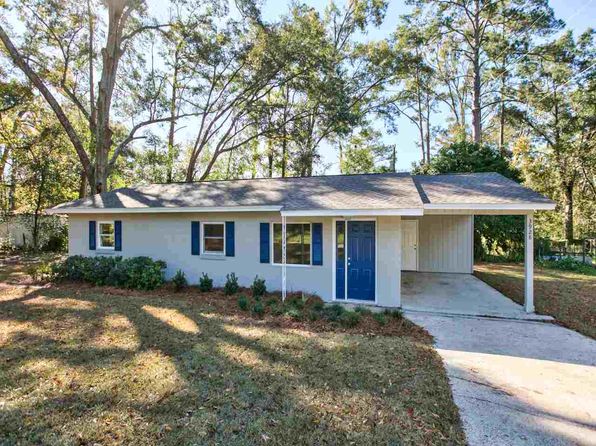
[
  {"left": 45, "top": 205, "right": 283, "bottom": 215},
  {"left": 423, "top": 203, "right": 556, "bottom": 211},
  {"left": 280, "top": 208, "right": 424, "bottom": 217}
]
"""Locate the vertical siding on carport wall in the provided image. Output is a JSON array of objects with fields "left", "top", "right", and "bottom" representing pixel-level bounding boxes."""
[{"left": 417, "top": 215, "right": 473, "bottom": 274}]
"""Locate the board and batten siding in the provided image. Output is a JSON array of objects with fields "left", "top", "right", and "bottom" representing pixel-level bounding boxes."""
[{"left": 409, "top": 214, "right": 473, "bottom": 274}]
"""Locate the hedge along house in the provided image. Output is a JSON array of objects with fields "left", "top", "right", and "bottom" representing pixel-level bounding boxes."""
[{"left": 47, "top": 172, "right": 555, "bottom": 312}]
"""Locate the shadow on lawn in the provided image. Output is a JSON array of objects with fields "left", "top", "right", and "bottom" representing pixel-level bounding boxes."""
[{"left": 0, "top": 285, "right": 464, "bottom": 445}]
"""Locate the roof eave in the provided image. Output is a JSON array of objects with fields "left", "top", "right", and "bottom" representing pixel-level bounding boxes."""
[
  {"left": 46, "top": 205, "right": 284, "bottom": 215},
  {"left": 280, "top": 208, "right": 424, "bottom": 217},
  {"left": 423, "top": 202, "right": 556, "bottom": 211}
]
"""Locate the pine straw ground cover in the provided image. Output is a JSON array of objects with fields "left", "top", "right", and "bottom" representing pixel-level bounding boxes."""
[
  {"left": 475, "top": 262, "right": 596, "bottom": 339},
  {"left": 0, "top": 265, "right": 464, "bottom": 445}
]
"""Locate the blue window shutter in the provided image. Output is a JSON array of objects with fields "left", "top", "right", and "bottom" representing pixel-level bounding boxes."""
[
  {"left": 260, "top": 223, "right": 270, "bottom": 263},
  {"left": 89, "top": 221, "right": 96, "bottom": 250},
  {"left": 191, "top": 221, "right": 200, "bottom": 255},
  {"left": 225, "top": 221, "right": 235, "bottom": 257},
  {"left": 114, "top": 220, "right": 122, "bottom": 251},
  {"left": 312, "top": 223, "right": 323, "bottom": 265}
]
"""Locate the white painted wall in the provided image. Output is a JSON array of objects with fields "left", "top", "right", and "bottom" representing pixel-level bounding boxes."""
[
  {"left": 68, "top": 212, "right": 470, "bottom": 305},
  {"left": 404, "top": 215, "right": 473, "bottom": 274},
  {"left": 69, "top": 212, "right": 336, "bottom": 300},
  {"left": 377, "top": 216, "right": 402, "bottom": 307}
]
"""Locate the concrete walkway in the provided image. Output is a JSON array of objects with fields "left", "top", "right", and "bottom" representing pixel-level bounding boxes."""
[
  {"left": 402, "top": 272, "right": 552, "bottom": 321},
  {"left": 407, "top": 313, "right": 596, "bottom": 445}
]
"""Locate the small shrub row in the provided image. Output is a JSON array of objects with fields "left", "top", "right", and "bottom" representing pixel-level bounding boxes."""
[
  {"left": 192, "top": 272, "right": 266, "bottom": 296},
  {"left": 53, "top": 255, "right": 166, "bottom": 290},
  {"left": 234, "top": 293, "right": 402, "bottom": 329}
]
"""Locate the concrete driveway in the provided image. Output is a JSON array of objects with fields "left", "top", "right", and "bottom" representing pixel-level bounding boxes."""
[
  {"left": 407, "top": 313, "right": 596, "bottom": 445},
  {"left": 402, "top": 272, "right": 551, "bottom": 320}
]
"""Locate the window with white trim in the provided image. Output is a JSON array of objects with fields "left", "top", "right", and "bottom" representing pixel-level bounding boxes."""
[
  {"left": 98, "top": 221, "right": 115, "bottom": 249},
  {"left": 202, "top": 223, "right": 225, "bottom": 254},
  {"left": 273, "top": 223, "right": 311, "bottom": 265}
]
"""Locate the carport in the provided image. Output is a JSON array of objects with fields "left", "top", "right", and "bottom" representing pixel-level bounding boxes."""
[{"left": 398, "top": 174, "right": 557, "bottom": 316}]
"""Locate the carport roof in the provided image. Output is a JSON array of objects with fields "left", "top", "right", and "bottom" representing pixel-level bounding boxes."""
[{"left": 47, "top": 172, "right": 555, "bottom": 214}]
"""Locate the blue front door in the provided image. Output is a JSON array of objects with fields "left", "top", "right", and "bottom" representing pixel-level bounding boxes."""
[{"left": 347, "top": 221, "right": 375, "bottom": 301}]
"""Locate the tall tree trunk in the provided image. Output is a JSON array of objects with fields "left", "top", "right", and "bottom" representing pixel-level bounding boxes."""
[
  {"left": 563, "top": 181, "right": 574, "bottom": 242},
  {"left": 425, "top": 92, "right": 431, "bottom": 162},
  {"left": 281, "top": 86, "right": 289, "bottom": 178},
  {"left": 498, "top": 70, "right": 506, "bottom": 154},
  {"left": 415, "top": 62, "right": 426, "bottom": 163},
  {"left": 94, "top": 1, "right": 128, "bottom": 193},
  {"left": 32, "top": 165, "right": 47, "bottom": 251},
  {"left": 281, "top": 136, "right": 287, "bottom": 178},
  {"left": 8, "top": 152, "right": 16, "bottom": 212},
  {"left": 471, "top": 48, "right": 482, "bottom": 144},
  {"left": 391, "top": 145, "right": 396, "bottom": 172},
  {"left": 78, "top": 169, "right": 87, "bottom": 198},
  {"left": 267, "top": 138, "right": 274, "bottom": 177},
  {"left": 167, "top": 47, "right": 180, "bottom": 183},
  {"left": 471, "top": 0, "right": 482, "bottom": 144}
]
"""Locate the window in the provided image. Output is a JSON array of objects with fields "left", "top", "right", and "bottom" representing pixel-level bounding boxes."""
[
  {"left": 273, "top": 223, "right": 311, "bottom": 265},
  {"left": 98, "top": 221, "right": 115, "bottom": 249},
  {"left": 202, "top": 223, "right": 225, "bottom": 254}
]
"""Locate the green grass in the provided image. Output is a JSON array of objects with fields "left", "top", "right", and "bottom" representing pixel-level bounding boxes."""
[
  {"left": 475, "top": 262, "right": 596, "bottom": 339},
  {"left": 0, "top": 261, "right": 465, "bottom": 445}
]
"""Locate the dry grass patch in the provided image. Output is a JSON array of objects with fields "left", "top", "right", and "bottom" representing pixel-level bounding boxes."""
[
  {"left": 475, "top": 262, "right": 596, "bottom": 338},
  {"left": 0, "top": 281, "right": 464, "bottom": 445}
]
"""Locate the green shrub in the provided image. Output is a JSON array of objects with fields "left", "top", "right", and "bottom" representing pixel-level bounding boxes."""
[
  {"left": 286, "top": 295, "right": 305, "bottom": 310},
  {"left": 270, "top": 304, "right": 284, "bottom": 316},
  {"left": 307, "top": 296, "right": 325, "bottom": 311},
  {"left": 237, "top": 295, "right": 249, "bottom": 311},
  {"left": 307, "top": 309, "right": 321, "bottom": 321},
  {"left": 251, "top": 275, "right": 266, "bottom": 297},
  {"left": 93, "top": 256, "right": 121, "bottom": 286},
  {"left": 310, "top": 300, "right": 325, "bottom": 312},
  {"left": 265, "top": 297, "right": 279, "bottom": 307},
  {"left": 252, "top": 301, "right": 265, "bottom": 317},
  {"left": 27, "top": 261, "right": 55, "bottom": 282},
  {"left": 285, "top": 307, "right": 303, "bottom": 320},
  {"left": 384, "top": 308, "right": 404, "bottom": 319},
  {"left": 339, "top": 311, "right": 361, "bottom": 327},
  {"left": 373, "top": 312, "right": 387, "bottom": 326},
  {"left": 322, "top": 303, "right": 345, "bottom": 322},
  {"left": 120, "top": 257, "right": 166, "bottom": 290},
  {"left": 199, "top": 273, "right": 213, "bottom": 292},
  {"left": 52, "top": 255, "right": 166, "bottom": 290},
  {"left": 354, "top": 306, "right": 373, "bottom": 316},
  {"left": 224, "top": 273, "right": 240, "bottom": 295},
  {"left": 172, "top": 270, "right": 188, "bottom": 291},
  {"left": 538, "top": 257, "right": 596, "bottom": 276}
]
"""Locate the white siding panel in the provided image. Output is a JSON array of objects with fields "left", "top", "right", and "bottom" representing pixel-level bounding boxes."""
[{"left": 417, "top": 215, "right": 473, "bottom": 273}]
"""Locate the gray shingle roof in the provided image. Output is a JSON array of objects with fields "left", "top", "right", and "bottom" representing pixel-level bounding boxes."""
[
  {"left": 412, "top": 172, "right": 554, "bottom": 205},
  {"left": 49, "top": 172, "right": 554, "bottom": 212}
]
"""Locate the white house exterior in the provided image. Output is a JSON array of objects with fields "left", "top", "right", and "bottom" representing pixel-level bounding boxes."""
[{"left": 48, "top": 172, "right": 556, "bottom": 311}]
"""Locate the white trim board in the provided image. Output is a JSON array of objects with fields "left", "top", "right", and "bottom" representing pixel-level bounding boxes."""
[
  {"left": 281, "top": 208, "right": 423, "bottom": 217},
  {"left": 47, "top": 205, "right": 283, "bottom": 215},
  {"left": 423, "top": 203, "right": 555, "bottom": 211}
]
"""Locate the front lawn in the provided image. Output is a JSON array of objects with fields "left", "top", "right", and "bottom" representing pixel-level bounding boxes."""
[
  {"left": 475, "top": 262, "right": 596, "bottom": 339},
  {"left": 0, "top": 268, "right": 465, "bottom": 444}
]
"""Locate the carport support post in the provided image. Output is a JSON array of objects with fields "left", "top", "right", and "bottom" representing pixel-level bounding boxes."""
[
  {"left": 524, "top": 212, "right": 534, "bottom": 313},
  {"left": 282, "top": 214, "right": 287, "bottom": 302}
]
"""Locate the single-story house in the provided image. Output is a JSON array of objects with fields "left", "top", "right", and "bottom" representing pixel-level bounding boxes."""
[{"left": 47, "top": 172, "right": 555, "bottom": 312}]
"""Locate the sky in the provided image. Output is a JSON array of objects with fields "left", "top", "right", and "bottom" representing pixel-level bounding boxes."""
[{"left": 258, "top": 0, "right": 596, "bottom": 174}]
